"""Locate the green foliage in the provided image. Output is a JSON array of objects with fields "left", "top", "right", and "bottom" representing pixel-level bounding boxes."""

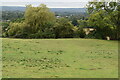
[
  {"left": 77, "top": 28, "right": 86, "bottom": 38},
  {"left": 87, "top": 2, "right": 118, "bottom": 14},
  {"left": 87, "top": 1, "right": 119, "bottom": 40},
  {"left": 72, "top": 19, "right": 78, "bottom": 26},
  {"left": 8, "top": 22, "right": 23, "bottom": 37},
  {"left": 7, "top": 4, "right": 56, "bottom": 38},
  {"left": 6, "top": 4, "right": 86, "bottom": 39},
  {"left": 1, "top": 22, "right": 9, "bottom": 32},
  {"left": 25, "top": 4, "right": 56, "bottom": 34},
  {"left": 78, "top": 20, "right": 88, "bottom": 28},
  {"left": 2, "top": 11, "right": 24, "bottom": 20},
  {"left": 54, "top": 18, "right": 74, "bottom": 38},
  {"left": 4, "top": 2, "right": 119, "bottom": 40}
]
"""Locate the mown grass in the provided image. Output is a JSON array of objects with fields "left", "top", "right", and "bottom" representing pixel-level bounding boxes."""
[{"left": 2, "top": 38, "right": 118, "bottom": 78}]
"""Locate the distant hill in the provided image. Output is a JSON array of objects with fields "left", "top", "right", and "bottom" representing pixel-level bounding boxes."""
[
  {"left": 1, "top": 6, "right": 26, "bottom": 11},
  {"left": 50, "top": 8, "right": 86, "bottom": 13},
  {"left": 0, "top": 6, "right": 87, "bottom": 13}
]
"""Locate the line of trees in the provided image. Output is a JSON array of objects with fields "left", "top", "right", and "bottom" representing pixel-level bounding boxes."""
[
  {"left": 2, "top": 1, "right": 120, "bottom": 40},
  {"left": 1, "top": 11, "right": 24, "bottom": 21},
  {"left": 2, "top": 4, "right": 86, "bottom": 39}
]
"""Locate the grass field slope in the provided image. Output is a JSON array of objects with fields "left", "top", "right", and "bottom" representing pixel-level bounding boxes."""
[{"left": 2, "top": 38, "right": 118, "bottom": 78}]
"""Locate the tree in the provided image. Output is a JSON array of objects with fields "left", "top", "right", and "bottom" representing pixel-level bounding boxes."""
[
  {"left": 24, "top": 4, "right": 56, "bottom": 34},
  {"left": 54, "top": 17, "right": 74, "bottom": 38},
  {"left": 87, "top": 1, "right": 118, "bottom": 14},
  {"left": 8, "top": 22, "right": 22, "bottom": 37},
  {"left": 7, "top": 4, "right": 56, "bottom": 38},
  {"left": 72, "top": 19, "right": 78, "bottom": 26},
  {"left": 87, "top": 1, "right": 119, "bottom": 40}
]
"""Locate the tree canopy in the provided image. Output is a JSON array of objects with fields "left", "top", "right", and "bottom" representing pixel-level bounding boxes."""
[
  {"left": 2, "top": 2, "right": 119, "bottom": 40},
  {"left": 87, "top": 1, "right": 119, "bottom": 39}
]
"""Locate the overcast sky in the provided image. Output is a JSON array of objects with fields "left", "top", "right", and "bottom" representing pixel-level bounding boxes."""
[
  {"left": 1, "top": 0, "right": 90, "bottom": 2},
  {"left": 1, "top": 0, "right": 90, "bottom": 8},
  {"left": 1, "top": 0, "right": 118, "bottom": 8}
]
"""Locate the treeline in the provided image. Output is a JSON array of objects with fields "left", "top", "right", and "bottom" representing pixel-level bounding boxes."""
[
  {"left": 1, "top": 8, "right": 87, "bottom": 21},
  {"left": 2, "top": 1, "right": 120, "bottom": 40},
  {"left": 2, "top": 4, "right": 86, "bottom": 39},
  {"left": 2, "top": 11, "right": 24, "bottom": 20}
]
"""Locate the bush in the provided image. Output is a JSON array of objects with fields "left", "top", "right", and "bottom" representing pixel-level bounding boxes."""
[{"left": 78, "top": 29, "right": 86, "bottom": 38}]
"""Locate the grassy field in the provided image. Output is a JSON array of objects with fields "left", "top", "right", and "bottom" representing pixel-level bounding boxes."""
[{"left": 2, "top": 38, "right": 118, "bottom": 78}]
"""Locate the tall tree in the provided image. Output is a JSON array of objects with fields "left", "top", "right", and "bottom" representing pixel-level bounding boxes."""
[
  {"left": 8, "top": 4, "right": 56, "bottom": 38},
  {"left": 24, "top": 4, "right": 56, "bottom": 34},
  {"left": 87, "top": 1, "right": 119, "bottom": 39}
]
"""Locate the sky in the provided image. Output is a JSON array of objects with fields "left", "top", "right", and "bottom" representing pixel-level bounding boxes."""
[
  {"left": 0, "top": 0, "right": 118, "bottom": 8},
  {"left": 1, "top": 0, "right": 90, "bottom": 2},
  {"left": 0, "top": 0, "right": 90, "bottom": 8}
]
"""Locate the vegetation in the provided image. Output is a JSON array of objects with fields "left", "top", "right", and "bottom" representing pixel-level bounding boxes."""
[
  {"left": 2, "top": 38, "right": 118, "bottom": 78},
  {"left": 2, "top": 11, "right": 24, "bottom": 20},
  {"left": 87, "top": 2, "right": 120, "bottom": 40},
  {"left": 2, "top": 1, "right": 119, "bottom": 40},
  {"left": 2, "top": 1, "right": 119, "bottom": 78},
  {"left": 2, "top": 4, "right": 86, "bottom": 39}
]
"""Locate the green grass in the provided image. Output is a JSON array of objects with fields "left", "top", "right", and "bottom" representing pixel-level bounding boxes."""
[{"left": 2, "top": 38, "right": 118, "bottom": 78}]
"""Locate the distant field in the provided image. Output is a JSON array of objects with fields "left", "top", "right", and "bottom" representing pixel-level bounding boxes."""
[{"left": 2, "top": 38, "right": 118, "bottom": 78}]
